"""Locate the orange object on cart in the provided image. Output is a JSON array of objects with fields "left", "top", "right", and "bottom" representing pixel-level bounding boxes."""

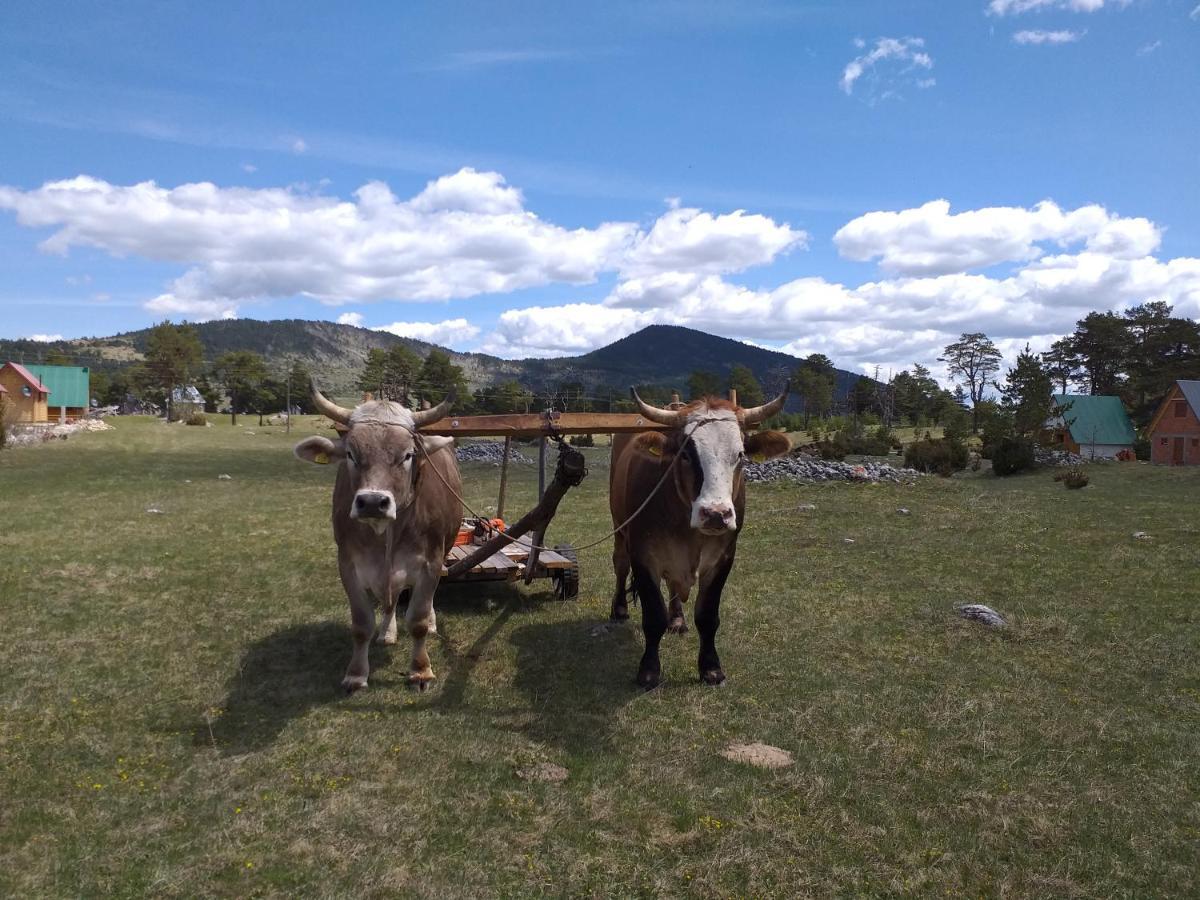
[{"left": 453, "top": 518, "right": 506, "bottom": 546}]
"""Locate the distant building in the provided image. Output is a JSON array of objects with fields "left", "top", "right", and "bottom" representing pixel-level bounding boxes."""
[
  {"left": 0, "top": 362, "right": 51, "bottom": 423},
  {"left": 24, "top": 364, "right": 91, "bottom": 423},
  {"left": 1145, "top": 380, "right": 1200, "bottom": 466},
  {"left": 1048, "top": 394, "right": 1136, "bottom": 460}
]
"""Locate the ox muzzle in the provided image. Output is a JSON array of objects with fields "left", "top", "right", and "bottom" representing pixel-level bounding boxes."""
[{"left": 352, "top": 489, "right": 397, "bottom": 532}]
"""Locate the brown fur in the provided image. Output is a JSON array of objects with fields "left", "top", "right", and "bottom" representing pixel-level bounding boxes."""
[{"left": 609, "top": 400, "right": 789, "bottom": 688}]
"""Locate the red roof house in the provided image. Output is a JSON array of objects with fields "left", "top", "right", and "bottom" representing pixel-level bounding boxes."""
[{"left": 1146, "top": 380, "right": 1200, "bottom": 466}]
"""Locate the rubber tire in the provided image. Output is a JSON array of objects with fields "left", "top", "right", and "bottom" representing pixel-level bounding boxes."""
[{"left": 552, "top": 543, "right": 580, "bottom": 601}]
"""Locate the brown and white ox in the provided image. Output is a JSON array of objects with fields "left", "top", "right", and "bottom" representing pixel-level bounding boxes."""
[
  {"left": 609, "top": 390, "right": 791, "bottom": 688},
  {"left": 294, "top": 384, "right": 461, "bottom": 692}
]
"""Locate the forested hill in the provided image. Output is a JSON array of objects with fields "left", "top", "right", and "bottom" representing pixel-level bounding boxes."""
[{"left": 0, "top": 319, "right": 858, "bottom": 400}]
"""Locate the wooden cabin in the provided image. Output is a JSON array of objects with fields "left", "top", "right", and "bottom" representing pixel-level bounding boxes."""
[
  {"left": 1146, "top": 380, "right": 1200, "bottom": 466},
  {"left": 24, "top": 365, "right": 91, "bottom": 423},
  {"left": 0, "top": 362, "right": 51, "bottom": 423},
  {"left": 1048, "top": 394, "right": 1136, "bottom": 460}
]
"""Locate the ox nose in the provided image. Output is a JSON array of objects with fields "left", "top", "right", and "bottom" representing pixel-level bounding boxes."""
[
  {"left": 353, "top": 490, "right": 396, "bottom": 520},
  {"left": 699, "top": 504, "right": 735, "bottom": 531}
]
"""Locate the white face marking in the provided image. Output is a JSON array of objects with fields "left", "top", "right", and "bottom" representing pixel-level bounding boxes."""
[{"left": 685, "top": 408, "right": 744, "bottom": 533}]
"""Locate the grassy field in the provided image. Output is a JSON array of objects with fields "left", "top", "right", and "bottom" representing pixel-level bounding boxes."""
[{"left": 1, "top": 416, "right": 1198, "bottom": 898}]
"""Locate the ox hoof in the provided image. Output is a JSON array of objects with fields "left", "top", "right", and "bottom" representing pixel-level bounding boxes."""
[
  {"left": 667, "top": 617, "right": 689, "bottom": 635},
  {"left": 700, "top": 668, "right": 727, "bottom": 686},
  {"left": 610, "top": 604, "right": 629, "bottom": 622},
  {"left": 374, "top": 632, "right": 398, "bottom": 646},
  {"left": 341, "top": 675, "right": 369, "bottom": 693},
  {"left": 406, "top": 671, "right": 436, "bottom": 693},
  {"left": 636, "top": 670, "right": 662, "bottom": 691}
]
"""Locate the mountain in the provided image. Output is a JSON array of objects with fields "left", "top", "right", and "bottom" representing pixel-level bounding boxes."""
[{"left": 0, "top": 319, "right": 863, "bottom": 403}]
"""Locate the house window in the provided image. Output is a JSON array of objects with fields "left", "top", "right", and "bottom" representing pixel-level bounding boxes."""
[
  {"left": 1175, "top": 400, "right": 1187, "bottom": 418},
  {"left": 1160, "top": 437, "right": 1168, "bottom": 446},
  {"left": 21, "top": 385, "right": 31, "bottom": 397}
]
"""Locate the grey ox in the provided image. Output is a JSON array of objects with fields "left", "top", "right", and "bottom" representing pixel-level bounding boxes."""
[
  {"left": 294, "top": 384, "right": 461, "bottom": 692},
  {"left": 609, "top": 390, "right": 791, "bottom": 689}
]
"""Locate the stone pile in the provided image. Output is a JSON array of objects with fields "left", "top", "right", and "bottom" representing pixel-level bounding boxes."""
[
  {"left": 455, "top": 441, "right": 534, "bottom": 465},
  {"left": 744, "top": 453, "right": 922, "bottom": 484},
  {"left": 1034, "top": 447, "right": 1086, "bottom": 466},
  {"left": 5, "top": 419, "right": 114, "bottom": 447}
]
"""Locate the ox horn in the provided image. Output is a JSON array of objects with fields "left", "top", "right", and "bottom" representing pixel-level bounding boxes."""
[
  {"left": 630, "top": 387, "right": 686, "bottom": 427},
  {"left": 742, "top": 389, "right": 789, "bottom": 425},
  {"left": 311, "top": 378, "right": 352, "bottom": 425},
  {"left": 410, "top": 387, "right": 456, "bottom": 427}
]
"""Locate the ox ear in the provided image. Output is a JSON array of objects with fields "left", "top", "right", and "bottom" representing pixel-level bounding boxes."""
[
  {"left": 418, "top": 435, "right": 455, "bottom": 457},
  {"left": 743, "top": 430, "right": 790, "bottom": 462},
  {"left": 629, "top": 431, "right": 671, "bottom": 461},
  {"left": 294, "top": 435, "right": 343, "bottom": 465}
]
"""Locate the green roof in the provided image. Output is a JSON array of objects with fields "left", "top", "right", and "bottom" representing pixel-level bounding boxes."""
[
  {"left": 1052, "top": 394, "right": 1136, "bottom": 446},
  {"left": 24, "top": 365, "right": 90, "bottom": 408}
]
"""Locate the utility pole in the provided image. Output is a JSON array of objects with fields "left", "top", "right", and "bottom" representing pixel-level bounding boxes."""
[{"left": 285, "top": 364, "right": 292, "bottom": 435}]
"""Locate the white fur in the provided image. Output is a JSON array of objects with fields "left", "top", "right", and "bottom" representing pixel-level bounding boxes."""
[{"left": 686, "top": 406, "right": 743, "bottom": 533}]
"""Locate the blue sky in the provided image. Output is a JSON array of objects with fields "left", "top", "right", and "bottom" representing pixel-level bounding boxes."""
[{"left": 1, "top": 0, "right": 1198, "bottom": 377}]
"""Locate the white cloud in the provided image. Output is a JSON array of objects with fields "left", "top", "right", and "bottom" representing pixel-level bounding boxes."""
[
  {"left": 291, "top": 138, "right": 308, "bottom": 154},
  {"left": 241, "top": 162, "right": 258, "bottom": 173},
  {"left": 337, "top": 312, "right": 365, "bottom": 327},
  {"left": 1136, "top": 40, "right": 1162, "bottom": 55},
  {"left": 27, "top": 333, "right": 64, "bottom": 342},
  {"left": 1192, "top": 4, "right": 1200, "bottom": 21},
  {"left": 480, "top": 304, "right": 655, "bottom": 358},
  {"left": 840, "top": 37, "right": 934, "bottom": 100},
  {"left": 1013, "top": 29, "right": 1085, "bottom": 44},
  {"left": 373, "top": 318, "right": 481, "bottom": 347},
  {"left": 988, "top": 0, "right": 1130, "bottom": 14},
  {"left": 0, "top": 169, "right": 799, "bottom": 322},
  {"left": 481, "top": 200, "right": 1200, "bottom": 382},
  {"left": 834, "top": 199, "right": 1160, "bottom": 276}
]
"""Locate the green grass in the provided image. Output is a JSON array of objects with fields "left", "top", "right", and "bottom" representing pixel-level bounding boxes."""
[{"left": 1, "top": 416, "right": 1198, "bottom": 897}]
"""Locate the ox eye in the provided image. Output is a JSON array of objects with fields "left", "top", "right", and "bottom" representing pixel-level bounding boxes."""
[{"left": 346, "top": 450, "right": 358, "bottom": 466}]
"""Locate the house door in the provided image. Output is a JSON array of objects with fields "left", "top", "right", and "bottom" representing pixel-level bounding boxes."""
[{"left": 1173, "top": 437, "right": 1185, "bottom": 464}]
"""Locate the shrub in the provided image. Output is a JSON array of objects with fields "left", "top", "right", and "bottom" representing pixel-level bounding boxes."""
[
  {"left": 1132, "top": 438, "right": 1150, "bottom": 461},
  {"left": 1115, "top": 448, "right": 1135, "bottom": 462},
  {"left": 568, "top": 433, "right": 594, "bottom": 447},
  {"left": 904, "top": 437, "right": 968, "bottom": 476},
  {"left": 991, "top": 437, "right": 1036, "bottom": 476},
  {"left": 185, "top": 411, "right": 208, "bottom": 426},
  {"left": 1059, "top": 466, "right": 1089, "bottom": 489}
]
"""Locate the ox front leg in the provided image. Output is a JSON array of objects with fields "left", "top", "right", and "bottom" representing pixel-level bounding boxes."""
[
  {"left": 631, "top": 562, "right": 668, "bottom": 690},
  {"left": 375, "top": 580, "right": 407, "bottom": 646},
  {"left": 338, "top": 556, "right": 375, "bottom": 693},
  {"left": 404, "top": 571, "right": 439, "bottom": 691},
  {"left": 694, "top": 553, "right": 735, "bottom": 686}
]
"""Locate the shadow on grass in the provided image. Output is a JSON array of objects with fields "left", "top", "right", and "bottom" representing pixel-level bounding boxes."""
[
  {"left": 198, "top": 620, "right": 390, "bottom": 755},
  {"left": 507, "top": 616, "right": 643, "bottom": 756}
]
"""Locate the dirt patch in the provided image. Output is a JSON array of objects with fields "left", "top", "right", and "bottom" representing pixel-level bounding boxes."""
[
  {"left": 720, "top": 742, "right": 793, "bottom": 769},
  {"left": 515, "top": 762, "right": 568, "bottom": 783}
]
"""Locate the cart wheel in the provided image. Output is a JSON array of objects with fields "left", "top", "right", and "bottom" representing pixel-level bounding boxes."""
[{"left": 552, "top": 543, "right": 580, "bottom": 601}]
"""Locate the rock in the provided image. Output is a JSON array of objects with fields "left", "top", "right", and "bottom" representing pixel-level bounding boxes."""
[
  {"left": 218, "top": 474, "right": 232, "bottom": 480},
  {"left": 797, "top": 503, "right": 817, "bottom": 511},
  {"left": 744, "top": 453, "right": 923, "bottom": 485},
  {"left": 958, "top": 604, "right": 1006, "bottom": 627},
  {"left": 842, "top": 538, "right": 855, "bottom": 544},
  {"left": 145, "top": 507, "right": 163, "bottom": 514},
  {"left": 897, "top": 507, "right": 911, "bottom": 515},
  {"left": 1132, "top": 531, "right": 1151, "bottom": 540},
  {"left": 720, "top": 742, "right": 793, "bottom": 769},
  {"left": 1035, "top": 447, "right": 1086, "bottom": 467},
  {"left": 515, "top": 762, "right": 568, "bottom": 783},
  {"left": 455, "top": 441, "right": 534, "bottom": 466}
]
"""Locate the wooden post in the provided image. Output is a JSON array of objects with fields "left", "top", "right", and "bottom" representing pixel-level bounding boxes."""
[
  {"left": 496, "top": 436, "right": 512, "bottom": 519},
  {"left": 729, "top": 388, "right": 738, "bottom": 406},
  {"left": 537, "top": 436, "right": 547, "bottom": 501}
]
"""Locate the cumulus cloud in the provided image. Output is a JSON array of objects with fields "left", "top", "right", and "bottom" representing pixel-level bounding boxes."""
[
  {"left": 0, "top": 169, "right": 799, "bottom": 321},
  {"left": 1013, "top": 29, "right": 1085, "bottom": 44},
  {"left": 833, "top": 199, "right": 1160, "bottom": 276},
  {"left": 337, "top": 312, "right": 365, "bottom": 327},
  {"left": 28, "top": 333, "right": 65, "bottom": 342},
  {"left": 840, "top": 37, "right": 934, "bottom": 100},
  {"left": 988, "top": 0, "right": 1130, "bottom": 14},
  {"left": 373, "top": 318, "right": 481, "bottom": 347},
  {"left": 481, "top": 199, "right": 1200, "bottom": 381}
]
